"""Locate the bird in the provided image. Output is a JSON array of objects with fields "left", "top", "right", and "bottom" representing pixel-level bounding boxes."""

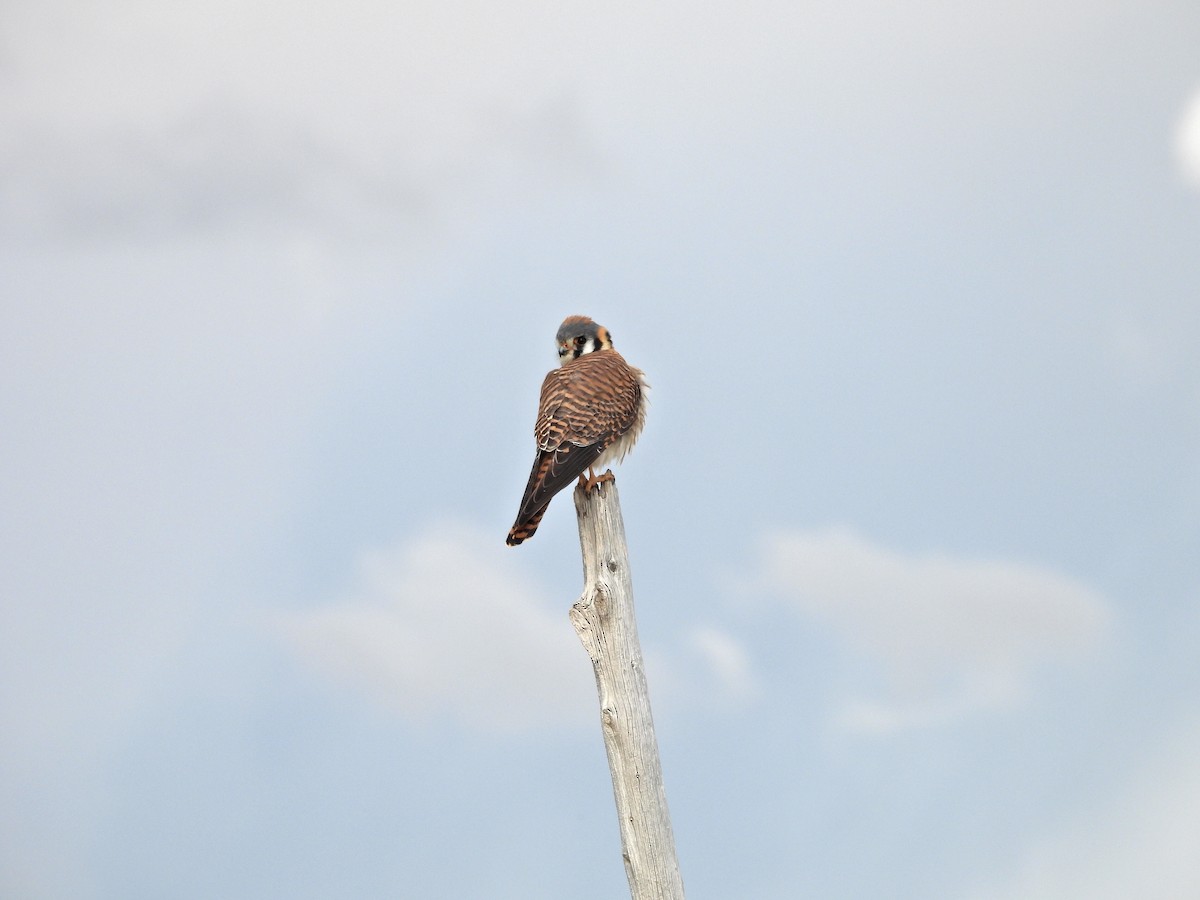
[{"left": 506, "top": 316, "right": 648, "bottom": 546}]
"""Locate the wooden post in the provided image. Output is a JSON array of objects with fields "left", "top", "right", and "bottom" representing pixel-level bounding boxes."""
[{"left": 569, "top": 478, "right": 685, "bottom": 900}]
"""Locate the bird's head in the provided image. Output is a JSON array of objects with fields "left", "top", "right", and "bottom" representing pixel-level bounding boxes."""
[{"left": 556, "top": 315, "right": 614, "bottom": 364}]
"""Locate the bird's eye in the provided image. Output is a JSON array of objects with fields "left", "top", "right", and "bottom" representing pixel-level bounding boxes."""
[{"left": 575, "top": 335, "right": 587, "bottom": 345}]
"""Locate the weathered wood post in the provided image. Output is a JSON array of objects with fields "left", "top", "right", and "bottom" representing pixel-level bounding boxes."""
[{"left": 569, "top": 478, "right": 685, "bottom": 900}]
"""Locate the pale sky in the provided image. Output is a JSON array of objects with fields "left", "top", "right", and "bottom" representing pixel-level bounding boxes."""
[{"left": 3, "top": 1, "right": 1199, "bottom": 897}]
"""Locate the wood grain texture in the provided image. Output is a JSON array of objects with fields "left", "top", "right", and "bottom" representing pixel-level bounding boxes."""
[{"left": 569, "top": 479, "right": 685, "bottom": 900}]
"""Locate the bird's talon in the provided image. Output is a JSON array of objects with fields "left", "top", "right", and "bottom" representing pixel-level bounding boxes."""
[{"left": 582, "top": 469, "right": 615, "bottom": 493}]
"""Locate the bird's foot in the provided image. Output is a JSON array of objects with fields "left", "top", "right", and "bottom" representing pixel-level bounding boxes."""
[{"left": 585, "top": 469, "right": 616, "bottom": 493}]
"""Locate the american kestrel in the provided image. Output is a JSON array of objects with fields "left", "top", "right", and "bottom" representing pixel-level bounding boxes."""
[{"left": 506, "top": 316, "right": 648, "bottom": 546}]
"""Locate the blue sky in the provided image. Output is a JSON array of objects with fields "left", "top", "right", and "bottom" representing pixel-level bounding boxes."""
[{"left": 3, "top": 1, "right": 1199, "bottom": 897}]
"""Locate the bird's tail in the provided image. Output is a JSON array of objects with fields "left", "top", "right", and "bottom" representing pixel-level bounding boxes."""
[{"left": 506, "top": 503, "right": 550, "bottom": 546}]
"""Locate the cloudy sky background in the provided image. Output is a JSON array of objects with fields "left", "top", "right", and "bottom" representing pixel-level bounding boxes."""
[{"left": 3, "top": 1, "right": 1199, "bottom": 897}]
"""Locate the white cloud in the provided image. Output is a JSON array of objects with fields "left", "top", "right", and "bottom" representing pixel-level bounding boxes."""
[
  {"left": 1175, "top": 86, "right": 1200, "bottom": 189},
  {"left": 0, "top": 95, "right": 598, "bottom": 243},
  {"left": 642, "top": 625, "right": 761, "bottom": 714},
  {"left": 0, "top": 0, "right": 604, "bottom": 243},
  {"left": 279, "top": 526, "right": 760, "bottom": 730},
  {"left": 968, "top": 717, "right": 1200, "bottom": 900},
  {"left": 2, "top": 0, "right": 1115, "bottom": 244},
  {"left": 754, "top": 527, "right": 1112, "bottom": 731},
  {"left": 0, "top": 106, "right": 418, "bottom": 242},
  {"left": 685, "top": 626, "right": 759, "bottom": 703},
  {"left": 277, "top": 524, "right": 595, "bottom": 731}
]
